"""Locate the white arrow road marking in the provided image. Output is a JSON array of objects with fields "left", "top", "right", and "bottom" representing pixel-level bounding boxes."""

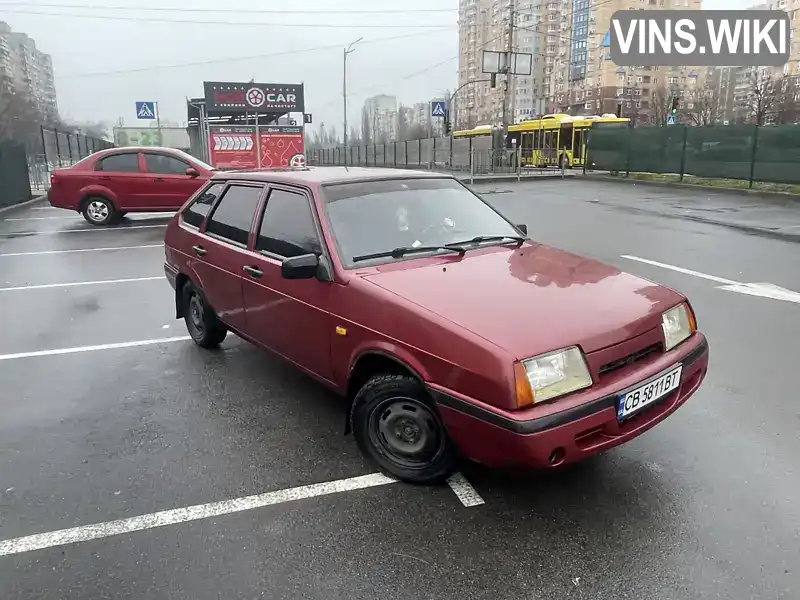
[{"left": 621, "top": 255, "right": 800, "bottom": 304}]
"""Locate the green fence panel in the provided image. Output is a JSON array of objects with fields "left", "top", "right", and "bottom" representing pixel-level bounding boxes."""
[
  {"left": 753, "top": 125, "right": 800, "bottom": 184},
  {"left": 627, "top": 126, "right": 685, "bottom": 174},
  {"left": 683, "top": 125, "right": 755, "bottom": 180},
  {"left": 587, "top": 127, "right": 629, "bottom": 171},
  {"left": 0, "top": 142, "right": 33, "bottom": 208}
]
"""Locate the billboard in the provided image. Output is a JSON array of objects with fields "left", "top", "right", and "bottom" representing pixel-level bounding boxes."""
[
  {"left": 208, "top": 125, "right": 304, "bottom": 170},
  {"left": 203, "top": 82, "right": 304, "bottom": 113},
  {"left": 260, "top": 126, "right": 304, "bottom": 168}
]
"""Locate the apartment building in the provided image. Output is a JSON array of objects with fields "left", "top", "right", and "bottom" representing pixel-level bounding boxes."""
[
  {"left": 0, "top": 22, "right": 58, "bottom": 120},
  {"left": 456, "top": 0, "right": 548, "bottom": 129},
  {"left": 362, "top": 94, "right": 398, "bottom": 143}
]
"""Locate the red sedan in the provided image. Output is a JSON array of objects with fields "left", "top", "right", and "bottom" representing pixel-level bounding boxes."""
[
  {"left": 48, "top": 146, "right": 214, "bottom": 225},
  {"left": 163, "top": 167, "right": 709, "bottom": 484}
]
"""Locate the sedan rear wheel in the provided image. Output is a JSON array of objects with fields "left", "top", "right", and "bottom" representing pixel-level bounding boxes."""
[
  {"left": 351, "top": 374, "right": 458, "bottom": 484},
  {"left": 82, "top": 197, "right": 117, "bottom": 226},
  {"left": 182, "top": 282, "right": 227, "bottom": 348}
]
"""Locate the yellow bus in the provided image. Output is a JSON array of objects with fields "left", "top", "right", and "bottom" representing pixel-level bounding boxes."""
[{"left": 508, "top": 113, "right": 631, "bottom": 169}]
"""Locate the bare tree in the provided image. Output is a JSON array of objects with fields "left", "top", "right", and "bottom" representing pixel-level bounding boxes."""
[
  {"left": 744, "top": 69, "right": 781, "bottom": 125},
  {"left": 396, "top": 105, "right": 409, "bottom": 142},
  {"left": 0, "top": 86, "right": 44, "bottom": 149},
  {"left": 360, "top": 107, "right": 371, "bottom": 147},
  {"left": 650, "top": 81, "right": 682, "bottom": 127},
  {"left": 685, "top": 83, "right": 724, "bottom": 126},
  {"left": 771, "top": 75, "right": 800, "bottom": 125}
]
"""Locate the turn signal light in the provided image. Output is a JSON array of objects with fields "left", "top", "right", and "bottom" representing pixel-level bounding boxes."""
[{"left": 513, "top": 361, "right": 535, "bottom": 409}]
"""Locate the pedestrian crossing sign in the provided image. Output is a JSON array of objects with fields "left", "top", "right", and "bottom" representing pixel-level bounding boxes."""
[
  {"left": 666, "top": 114, "right": 676, "bottom": 125},
  {"left": 431, "top": 101, "right": 447, "bottom": 118},
  {"left": 136, "top": 101, "right": 156, "bottom": 120}
]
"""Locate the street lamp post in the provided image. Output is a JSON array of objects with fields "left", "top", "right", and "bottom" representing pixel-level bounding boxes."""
[{"left": 343, "top": 37, "right": 362, "bottom": 166}]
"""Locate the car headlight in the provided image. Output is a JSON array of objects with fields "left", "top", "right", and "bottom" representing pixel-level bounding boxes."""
[
  {"left": 662, "top": 303, "right": 696, "bottom": 351},
  {"left": 513, "top": 346, "right": 593, "bottom": 407}
]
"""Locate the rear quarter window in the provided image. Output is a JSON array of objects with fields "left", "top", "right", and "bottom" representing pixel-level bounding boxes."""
[{"left": 182, "top": 182, "right": 225, "bottom": 228}]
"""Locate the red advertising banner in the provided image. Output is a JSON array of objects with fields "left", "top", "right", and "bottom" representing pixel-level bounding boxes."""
[
  {"left": 209, "top": 125, "right": 305, "bottom": 170},
  {"left": 209, "top": 126, "right": 257, "bottom": 170},
  {"left": 260, "top": 126, "right": 305, "bottom": 168}
]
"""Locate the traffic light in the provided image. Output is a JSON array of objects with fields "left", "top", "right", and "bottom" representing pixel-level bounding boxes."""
[
  {"left": 671, "top": 95, "right": 680, "bottom": 114},
  {"left": 444, "top": 110, "right": 451, "bottom": 134}
]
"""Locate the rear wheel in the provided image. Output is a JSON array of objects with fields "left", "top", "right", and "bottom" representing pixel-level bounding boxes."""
[
  {"left": 82, "top": 196, "right": 117, "bottom": 226},
  {"left": 182, "top": 282, "right": 227, "bottom": 348},
  {"left": 351, "top": 374, "right": 458, "bottom": 484}
]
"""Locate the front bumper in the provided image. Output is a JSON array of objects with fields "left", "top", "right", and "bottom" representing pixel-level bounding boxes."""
[{"left": 431, "top": 334, "right": 709, "bottom": 469}]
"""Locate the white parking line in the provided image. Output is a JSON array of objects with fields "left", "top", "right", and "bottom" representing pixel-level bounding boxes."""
[
  {"left": 620, "top": 255, "right": 738, "bottom": 285},
  {"left": 3, "top": 216, "right": 83, "bottom": 221},
  {"left": 4, "top": 212, "right": 175, "bottom": 222},
  {"left": 0, "top": 473, "right": 398, "bottom": 556},
  {"left": 0, "top": 244, "right": 163, "bottom": 257},
  {"left": 0, "top": 276, "right": 162, "bottom": 292},
  {"left": 0, "top": 224, "right": 166, "bottom": 237},
  {"left": 0, "top": 336, "right": 191, "bottom": 361},
  {"left": 446, "top": 473, "right": 485, "bottom": 507}
]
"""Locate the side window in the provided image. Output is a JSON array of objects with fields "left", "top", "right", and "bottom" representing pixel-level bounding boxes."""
[
  {"left": 256, "top": 189, "right": 321, "bottom": 258},
  {"left": 205, "top": 184, "right": 263, "bottom": 245},
  {"left": 183, "top": 182, "right": 225, "bottom": 228},
  {"left": 96, "top": 153, "right": 140, "bottom": 172},
  {"left": 144, "top": 153, "right": 190, "bottom": 175}
]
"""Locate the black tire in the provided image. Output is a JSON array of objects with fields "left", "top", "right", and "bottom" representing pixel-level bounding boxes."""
[
  {"left": 182, "top": 282, "right": 227, "bottom": 348},
  {"left": 81, "top": 196, "right": 118, "bottom": 226},
  {"left": 351, "top": 374, "right": 458, "bottom": 484}
]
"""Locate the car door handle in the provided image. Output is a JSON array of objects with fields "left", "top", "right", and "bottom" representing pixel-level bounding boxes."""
[
  {"left": 99, "top": 176, "right": 111, "bottom": 181},
  {"left": 154, "top": 177, "right": 165, "bottom": 182},
  {"left": 243, "top": 265, "right": 263, "bottom": 278},
  {"left": 192, "top": 245, "right": 207, "bottom": 257}
]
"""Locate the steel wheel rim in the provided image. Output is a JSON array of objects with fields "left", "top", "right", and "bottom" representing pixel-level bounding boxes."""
[
  {"left": 368, "top": 396, "right": 444, "bottom": 470},
  {"left": 188, "top": 293, "right": 205, "bottom": 335},
  {"left": 87, "top": 201, "right": 109, "bottom": 222}
]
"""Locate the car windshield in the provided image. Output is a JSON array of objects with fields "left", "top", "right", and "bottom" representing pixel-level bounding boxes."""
[{"left": 321, "top": 178, "right": 522, "bottom": 267}]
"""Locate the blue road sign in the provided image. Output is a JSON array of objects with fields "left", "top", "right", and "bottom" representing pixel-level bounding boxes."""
[
  {"left": 666, "top": 114, "right": 677, "bottom": 125},
  {"left": 136, "top": 101, "right": 157, "bottom": 120},
  {"left": 431, "top": 100, "right": 447, "bottom": 118}
]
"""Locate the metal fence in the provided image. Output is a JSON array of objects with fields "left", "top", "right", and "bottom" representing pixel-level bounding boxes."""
[
  {"left": 28, "top": 126, "right": 114, "bottom": 191},
  {"left": 0, "top": 141, "right": 33, "bottom": 209},
  {"left": 307, "top": 136, "right": 560, "bottom": 180},
  {"left": 586, "top": 124, "right": 800, "bottom": 186}
]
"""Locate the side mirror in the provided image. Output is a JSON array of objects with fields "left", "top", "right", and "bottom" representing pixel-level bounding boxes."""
[
  {"left": 281, "top": 253, "right": 319, "bottom": 280},
  {"left": 516, "top": 223, "right": 528, "bottom": 235},
  {"left": 185, "top": 167, "right": 199, "bottom": 178}
]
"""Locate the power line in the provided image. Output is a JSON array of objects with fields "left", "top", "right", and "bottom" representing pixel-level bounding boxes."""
[
  {"left": 57, "top": 29, "right": 450, "bottom": 79},
  {"left": 0, "top": 1, "right": 457, "bottom": 13},
  {"left": 0, "top": 8, "right": 454, "bottom": 28}
]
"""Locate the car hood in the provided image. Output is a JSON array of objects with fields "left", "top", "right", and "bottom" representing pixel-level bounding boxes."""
[{"left": 361, "top": 243, "right": 683, "bottom": 358}]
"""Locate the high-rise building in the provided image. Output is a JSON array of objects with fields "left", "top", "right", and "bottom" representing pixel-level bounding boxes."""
[
  {"left": 548, "top": 0, "right": 705, "bottom": 124},
  {"left": 456, "top": 0, "right": 548, "bottom": 129},
  {"left": 362, "top": 94, "right": 398, "bottom": 143},
  {"left": 0, "top": 22, "right": 58, "bottom": 120}
]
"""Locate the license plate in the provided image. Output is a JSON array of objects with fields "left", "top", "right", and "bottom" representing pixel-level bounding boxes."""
[{"left": 617, "top": 365, "right": 683, "bottom": 421}]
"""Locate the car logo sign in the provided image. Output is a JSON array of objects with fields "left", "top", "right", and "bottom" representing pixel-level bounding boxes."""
[{"left": 246, "top": 88, "right": 266, "bottom": 108}]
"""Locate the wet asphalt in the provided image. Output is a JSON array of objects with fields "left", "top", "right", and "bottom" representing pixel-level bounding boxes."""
[{"left": 0, "top": 179, "right": 798, "bottom": 600}]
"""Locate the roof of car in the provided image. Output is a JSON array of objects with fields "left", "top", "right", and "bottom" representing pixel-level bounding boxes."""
[
  {"left": 211, "top": 166, "right": 454, "bottom": 185},
  {"left": 91, "top": 146, "right": 188, "bottom": 157}
]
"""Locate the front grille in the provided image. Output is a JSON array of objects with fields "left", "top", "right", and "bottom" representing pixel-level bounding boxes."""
[{"left": 598, "top": 343, "right": 661, "bottom": 376}]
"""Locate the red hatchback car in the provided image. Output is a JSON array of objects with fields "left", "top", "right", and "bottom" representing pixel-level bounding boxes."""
[
  {"left": 163, "top": 168, "right": 709, "bottom": 484},
  {"left": 48, "top": 146, "right": 214, "bottom": 225}
]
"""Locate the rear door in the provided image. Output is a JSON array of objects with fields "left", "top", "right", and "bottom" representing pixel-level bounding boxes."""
[
  {"left": 241, "top": 185, "right": 333, "bottom": 382},
  {"left": 142, "top": 152, "right": 205, "bottom": 210},
  {"left": 93, "top": 151, "right": 146, "bottom": 210},
  {"left": 189, "top": 182, "right": 266, "bottom": 333}
]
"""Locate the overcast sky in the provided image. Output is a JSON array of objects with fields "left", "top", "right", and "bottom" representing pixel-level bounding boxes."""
[{"left": 3, "top": 0, "right": 745, "bottom": 135}]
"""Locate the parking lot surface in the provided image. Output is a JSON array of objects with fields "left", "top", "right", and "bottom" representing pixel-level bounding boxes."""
[{"left": 1, "top": 179, "right": 798, "bottom": 600}]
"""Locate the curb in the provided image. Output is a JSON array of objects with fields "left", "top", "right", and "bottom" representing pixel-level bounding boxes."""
[
  {"left": 459, "top": 174, "right": 576, "bottom": 184},
  {"left": 582, "top": 173, "right": 800, "bottom": 202},
  {"left": 0, "top": 195, "right": 48, "bottom": 216}
]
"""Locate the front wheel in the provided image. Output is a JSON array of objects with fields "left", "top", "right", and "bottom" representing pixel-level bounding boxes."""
[
  {"left": 82, "top": 197, "right": 118, "bottom": 226},
  {"left": 182, "top": 282, "right": 227, "bottom": 348},
  {"left": 351, "top": 374, "right": 458, "bottom": 484}
]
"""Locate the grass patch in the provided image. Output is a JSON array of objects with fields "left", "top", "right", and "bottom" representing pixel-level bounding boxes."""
[{"left": 600, "top": 171, "right": 800, "bottom": 195}]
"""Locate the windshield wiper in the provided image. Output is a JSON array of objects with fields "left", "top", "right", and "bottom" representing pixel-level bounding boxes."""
[
  {"left": 446, "top": 235, "right": 526, "bottom": 248},
  {"left": 352, "top": 245, "right": 467, "bottom": 263}
]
